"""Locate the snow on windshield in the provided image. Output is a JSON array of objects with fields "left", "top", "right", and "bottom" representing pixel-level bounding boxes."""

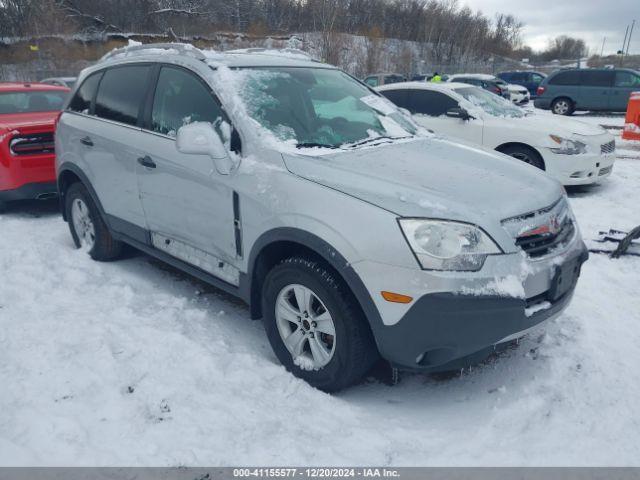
[
  {"left": 456, "top": 87, "right": 525, "bottom": 118},
  {"left": 207, "top": 63, "right": 423, "bottom": 152}
]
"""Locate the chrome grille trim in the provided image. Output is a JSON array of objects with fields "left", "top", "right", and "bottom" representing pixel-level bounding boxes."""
[{"left": 502, "top": 197, "right": 577, "bottom": 259}]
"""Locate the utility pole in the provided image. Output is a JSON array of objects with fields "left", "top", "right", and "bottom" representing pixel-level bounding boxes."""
[
  {"left": 620, "top": 24, "right": 629, "bottom": 66},
  {"left": 600, "top": 37, "right": 606, "bottom": 57},
  {"left": 625, "top": 20, "right": 635, "bottom": 56}
]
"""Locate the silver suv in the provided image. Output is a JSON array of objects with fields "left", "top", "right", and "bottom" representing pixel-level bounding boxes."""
[{"left": 55, "top": 44, "right": 588, "bottom": 391}]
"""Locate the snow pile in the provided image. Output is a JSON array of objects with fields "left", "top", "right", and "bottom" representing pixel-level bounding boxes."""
[{"left": 0, "top": 124, "right": 639, "bottom": 467}]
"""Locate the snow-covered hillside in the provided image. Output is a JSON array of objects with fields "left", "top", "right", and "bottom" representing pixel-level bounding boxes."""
[{"left": 0, "top": 123, "right": 639, "bottom": 466}]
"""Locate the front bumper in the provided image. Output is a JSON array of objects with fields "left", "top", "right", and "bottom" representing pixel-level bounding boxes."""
[
  {"left": 541, "top": 150, "right": 616, "bottom": 186},
  {"left": 353, "top": 236, "right": 588, "bottom": 371}
]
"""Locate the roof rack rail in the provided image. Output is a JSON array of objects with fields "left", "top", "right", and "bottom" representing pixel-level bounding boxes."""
[
  {"left": 100, "top": 42, "right": 207, "bottom": 62},
  {"left": 225, "top": 47, "right": 316, "bottom": 61}
]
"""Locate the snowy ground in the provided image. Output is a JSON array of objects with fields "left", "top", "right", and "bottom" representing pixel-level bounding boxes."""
[{"left": 1, "top": 118, "right": 639, "bottom": 466}]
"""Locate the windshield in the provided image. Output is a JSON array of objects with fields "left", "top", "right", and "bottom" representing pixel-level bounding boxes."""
[
  {"left": 234, "top": 67, "right": 418, "bottom": 149},
  {"left": 455, "top": 87, "right": 525, "bottom": 118},
  {"left": 0, "top": 91, "right": 67, "bottom": 114}
]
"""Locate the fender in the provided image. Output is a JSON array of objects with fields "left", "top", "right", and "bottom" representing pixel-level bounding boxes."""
[{"left": 244, "top": 227, "right": 384, "bottom": 331}]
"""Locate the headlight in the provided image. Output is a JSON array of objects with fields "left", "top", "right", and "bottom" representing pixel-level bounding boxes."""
[
  {"left": 398, "top": 219, "right": 502, "bottom": 271},
  {"left": 549, "top": 135, "right": 587, "bottom": 155}
]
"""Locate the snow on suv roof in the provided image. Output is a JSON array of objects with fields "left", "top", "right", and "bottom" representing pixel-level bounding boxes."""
[{"left": 99, "top": 43, "right": 328, "bottom": 69}]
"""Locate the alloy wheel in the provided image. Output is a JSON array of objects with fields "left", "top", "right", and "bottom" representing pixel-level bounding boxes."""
[
  {"left": 275, "top": 284, "right": 336, "bottom": 370},
  {"left": 71, "top": 198, "right": 96, "bottom": 250}
]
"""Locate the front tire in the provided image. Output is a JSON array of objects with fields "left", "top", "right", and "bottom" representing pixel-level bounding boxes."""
[
  {"left": 551, "top": 97, "right": 574, "bottom": 116},
  {"left": 65, "top": 182, "right": 122, "bottom": 261},
  {"left": 499, "top": 145, "right": 545, "bottom": 170},
  {"left": 262, "top": 257, "right": 378, "bottom": 392}
]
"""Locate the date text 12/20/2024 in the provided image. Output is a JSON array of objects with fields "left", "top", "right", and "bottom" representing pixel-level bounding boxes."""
[{"left": 233, "top": 468, "right": 400, "bottom": 478}]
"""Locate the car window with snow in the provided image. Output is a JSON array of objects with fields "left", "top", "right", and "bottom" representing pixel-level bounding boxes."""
[
  {"left": 152, "top": 66, "right": 226, "bottom": 138},
  {"left": 231, "top": 67, "right": 417, "bottom": 149},
  {"left": 456, "top": 86, "right": 525, "bottom": 118},
  {"left": 95, "top": 65, "right": 151, "bottom": 126},
  {"left": 0, "top": 91, "right": 67, "bottom": 114}
]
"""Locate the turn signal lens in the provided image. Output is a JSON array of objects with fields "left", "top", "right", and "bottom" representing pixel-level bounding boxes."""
[{"left": 381, "top": 291, "right": 413, "bottom": 304}]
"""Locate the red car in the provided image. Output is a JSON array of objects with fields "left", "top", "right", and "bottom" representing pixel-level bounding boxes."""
[{"left": 0, "top": 82, "right": 69, "bottom": 209}]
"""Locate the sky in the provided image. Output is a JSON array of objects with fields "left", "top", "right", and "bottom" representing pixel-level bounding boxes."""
[{"left": 462, "top": 0, "right": 639, "bottom": 56}]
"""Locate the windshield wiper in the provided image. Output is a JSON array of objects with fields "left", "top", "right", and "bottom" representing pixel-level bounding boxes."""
[
  {"left": 345, "top": 135, "right": 410, "bottom": 149},
  {"left": 296, "top": 142, "right": 339, "bottom": 149}
]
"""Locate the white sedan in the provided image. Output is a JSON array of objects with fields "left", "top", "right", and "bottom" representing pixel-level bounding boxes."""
[{"left": 376, "top": 82, "right": 616, "bottom": 186}]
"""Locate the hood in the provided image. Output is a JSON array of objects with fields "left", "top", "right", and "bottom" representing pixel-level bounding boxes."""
[
  {"left": 282, "top": 137, "right": 563, "bottom": 226},
  {"left": 518, "top": 112, "right": 606, "bottom": 136},
  {"left": 0, "top": 111, "right": 58, "bottom": 133}
]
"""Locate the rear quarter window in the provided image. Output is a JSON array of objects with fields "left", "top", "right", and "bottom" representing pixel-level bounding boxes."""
[
  {"left": 549, "top": 71, "right": 581, "bottom": 86},
  {"left": 68, "top": 72, "right": 103, "bottom": 113},
  {"left": 94, "top": 65, "right": 151, "bottom": 126}
]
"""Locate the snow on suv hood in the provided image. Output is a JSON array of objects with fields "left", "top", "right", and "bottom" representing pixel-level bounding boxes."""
[{"left": 282, "top": 137, "right": 564, "bottom": 226}]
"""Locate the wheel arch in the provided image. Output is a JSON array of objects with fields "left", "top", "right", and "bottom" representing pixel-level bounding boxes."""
[
  {"left": 57, "top": 163, "right": 106, "bottom": 221},
  {"left": 495, "top": 142, "right": 546, "bottom": 170},
  {"left": 244, "top": 228, "right": 384, "bottom": 333}
]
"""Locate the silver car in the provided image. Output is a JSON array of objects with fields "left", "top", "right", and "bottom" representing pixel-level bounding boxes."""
[{"left": 55, "top": 44, "right": 588, "bottom": 391}]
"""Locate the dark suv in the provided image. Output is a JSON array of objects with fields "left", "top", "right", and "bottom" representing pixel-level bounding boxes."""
[
  {"left": 534, "top": 68, "right": 640, "bottom": 115},
  {"left": 498, "top": 71, "right": 546, "bottom": 98}
]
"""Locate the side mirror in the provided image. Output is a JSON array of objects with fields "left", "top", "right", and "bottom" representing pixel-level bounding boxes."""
[
  {"left": 445, "top": 107, "right": 473, "bottom": 120},
  {"left": 176, "top": 122, "right": 236, "bottom": 175}
]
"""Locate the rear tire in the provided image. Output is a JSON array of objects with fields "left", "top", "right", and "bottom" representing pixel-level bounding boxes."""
[
  {"left": 262, "top": 256, "right": 378, "bottom": 392},
  {"left": 65, "top": 182, "right": 122, "bottom": 261},
  {"left": 498, "top": 145, "right": 545, "bottom": 170},
  {"left": 551, "top": 97, "right": 574, "bottom": 116}
]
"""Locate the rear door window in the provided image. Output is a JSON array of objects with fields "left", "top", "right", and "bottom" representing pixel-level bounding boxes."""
[
  {"left": 95, "top": 65, "right": 151, "bottom": 126},
  {"left": 151, "top": 66, "right": 226, "bottom": 137},
  {"left": 407, "top": 90, "right": 458, "bottom": 116},
  {"left": 511, "top": 73, "right": 527, "bottom": 83},
  {"left": 549, "top": 71, "right": 581, "bottom": 86},
  {"left": 68, "top": 72, "right": 103, "bottom": 114},
  {"left": 581, "top": 70, "right": 614, "bottom": 87},
  {"left": 379, "top": 89, "right": 410, "bottom": 110}
]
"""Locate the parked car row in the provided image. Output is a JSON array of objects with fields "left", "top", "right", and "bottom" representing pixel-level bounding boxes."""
[
  {"left": 368, "top": 67, "right": 640, "bottom": 115},
  {"left": 5, "top": 45, "right": 625, "bottom": 392}
]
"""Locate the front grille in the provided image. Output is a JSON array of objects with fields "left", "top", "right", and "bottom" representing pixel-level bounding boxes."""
[
  {"left": 9, "top": 133, "right": 55, "bottom": 156},
  {"left": 516, "top": 217, "right": 575, "bottom": 258},
  {"left": 601, "top": 140, "right": 615, "bottom": 155},
  {"left": 599, "top": 165, "right": 613, "bottom": 176}
]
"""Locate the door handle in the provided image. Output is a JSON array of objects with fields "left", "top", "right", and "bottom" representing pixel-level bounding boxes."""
[
  {"left": 80, "top": 136, "right": 93, "bottom": 147},
  {"left": 137, "top": 155, "right": 156, "bottom": 169}
]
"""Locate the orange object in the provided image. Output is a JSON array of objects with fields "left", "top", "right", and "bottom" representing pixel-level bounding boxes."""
[
  {"left": 381, "top": 291, "right": 413, "bottom": 304},
  {"left": 622, "top": 91, "right": 640, "bottom": 141}
]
